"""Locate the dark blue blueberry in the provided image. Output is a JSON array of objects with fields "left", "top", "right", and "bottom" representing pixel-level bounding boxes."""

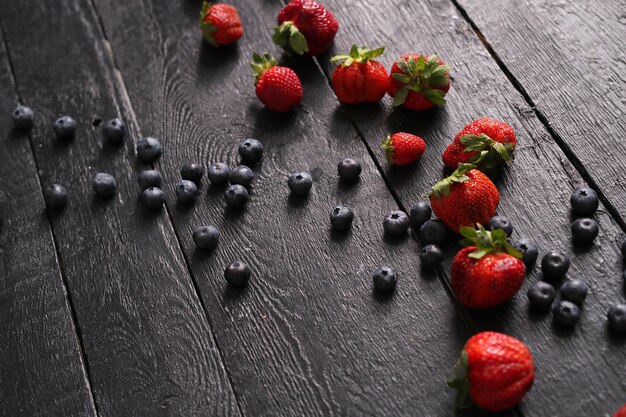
[
  {"left": 330, "top": 205, "right": 353, "bottom": 232},
  {"left": 175, "top": 180, "right": 198, "bottom": 204},
  {"left": 527, "top": 281, "right": 555, "bottom": 311},
  {"left": 92, "top": 173, "right": 117, "bottom": 197},
  {"left": 570, "top": 186, "right": 598, "bottom": 217},
  {"left": 137, "top": 170, "right": 162, "bottom": 190},
  {"left": 409, "top": 201, "right": 431, "bottom": 228},
  {"left": 560, "top": 279, "right": 588, "bottom": 305},
  {"left": 207, "top": 162, "right": 231, "bottom": 186},
  {"left": 337, "top": 158, "right": 362, "bottom": 182},
  {"left": 541, "top": 251, "right": 570, "bottom": 280},
  {"left": 238, "top": 138, "right": 264, "bottom": 163},
  {"left": 383, "top": 210, "right": 410, "bottom": 235},
  {"left": 180, "top": 164, "right": 204, "bottom": 184},
  {"left": 102, "top": 118, "right": 126, "bottom": 144},
  {"left": 287, "top": 171, "right": 313, "bottom": 196},
  {"left": 420, "top": 244, "right": 443, "bottom": 269},
  {"left": 141, "top": 187, "right": 165, "bottom": 210},
  {"left": 53, "top": 116, "right": 76, "bottom": 140},
  {"left": 136, "top": 137, "right": 162, "bottom": 162},
  {"left": 12, "top": 105, "right": 34, "bottom": 130},
  {"left": 571, "top": 218, "right": 599, "bottom": 245},
  {"left": 224, "top": 184, "right": 249, "bottom": 208},
  {"left": 513, "top": 238, "right": 539, "bottom": 267},
  {"left": 607, "top": 304, "right": 626, "bottom": 333},
  {"left": 419, "top": 219, "right": 447, "bottom": 245},
  {"left": 487, "top": 215, "right": 513, "bottom": 236},
  {"left": 224, "top": 261, "right": 251, "bottom": 287},
  {"left": 44, "top": 184, "right": 68, "bottom": 211},
  {"left": 552, "top": 300, "right": 580, "bottom": 328},
  {"left": 229, "top": 165, "right": 255, "bottom": 187},
  {"left": 193, "top": 225, "right": 220, "bottom": 250},
  {"left": 373, "top": 266, "right": 397, "bottom": 292}
]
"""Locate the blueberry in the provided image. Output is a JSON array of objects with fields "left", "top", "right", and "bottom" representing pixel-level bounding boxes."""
[
  {"left": 141, "top": 187, "right": 165, "bottom": 210},
  {"left": 330, "top": 205, "right": 353, "bottom": 232},
  {"left": 224, "top": 184, "right": 249, "bottom": 208},
  {"left": 288, "top": 171, "right": 313, "bottom": 196},
  {"left": 571, "top": 218, "right": 599, "bottom": 245},
  {"left": 373, "top": 266, "right": 397, "bottom": 292},
  {"left": 570, "top": 186, "right": 598, "bottom": 217},
  {"left": 383, "top": 210, "right": 410, "bottom": 236},
  {"left": 487, "top": 215, "right": 513, "bottom": 236},
  {"left": 419, "top": 220, "right": 447, "bottom": 245},
  {"left": 337, "top": 158, "right": 362, "bottom": 182},
  {"left": 181, "top": 164, "right": 204, "bottom": 184},
  {"left": 193, "top": 225, "right": 220, "bottom": 250},
  {"left": 53, "top": 116, "right": 76, "bottom": 140},
  {"left": 102, "top": 118, "right": 126, "bottom": 144},
  {"left": 527, "top": 281, "right": 556, "bottom": 311},
  {"left": 175, "top": 180, "right": 198, "bottom": 204},
  {"left": 229, "top": 165, "right": 255, "bottom": 187},
  {"left": 136, "top": 137, "right": 162, "bottom": 162},
  {"left": 409, "top": 201, "right": 431, "bottom": 228},
  {"left": 44, "top": 184, "right": 68, "bottom": 211},
  {"left": 12, "top": 105, "right": 34, "bottom": 130},
  {"left": 238, "top": 138, "right": 264, "bottom": 163},
  {"left": 560, "top": 279, "right": 588, "bottom": 305},
  {"left": 420, "top": 244, "right": 443, "bottom": 269},
  {"left": 541, "top": 251, "right": 570, "bottom": 280},
  {"left": 513, "top": 238, "right": 539, "bottom": 267},
  {"left": 208, "top": 162, "right": 231, "bottom": 186},
  {"left": 224, "top": 261, "right": 251, "bottom": 287},
  {"left": 553, "top": 300, "right": 581, "bottom": 328},
  {"left": 607, "top": 304, "right": 626, "bottom": 333},
  {"left": 137, "top": 170, "right": 162, "bottom": 190},
  {"left": 92, "top": 173, "right": 117, "bottom": 197}
]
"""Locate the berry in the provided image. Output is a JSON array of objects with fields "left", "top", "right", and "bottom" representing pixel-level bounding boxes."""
[
  {"left": 372, "top": 266, "right": 397, "bottom": 292},
  {"left": 615, "top": 405, "right": 626, "bottom": 417},
  {"left": 571, "top": 217, "right": 599, "bottom": 244},
  {"left": 136, "top": 137, "right": 162, "bottom": 162},
  {"left": 224, "top": 184, "right": 249, "bottom": 208},
  {"left": 330, "top": 205, "right": 353, "bottom": 232},
  {"left": 181, "top": 164, "right": 204, "bottom": 184},
  {"left": 92, "top": 173, "right": 117, "bottom": 197},
  {"left": 287, "top": 171, "right": 313, "bottom": 196},
  {"left": 420, "top": 244, "right": 443, "bottom": 269},
  {"left": 552, "top": 300, "right": 580, "bottom": 328},
  {"left": 200, "top": 2, "right": 243, "bottom": 46},
  {"left": 330, "top": 45, "right": 389, "bottom": 104},
  {"left": 607, "top": 304, "right": 626, "bottom": 333},
  {"left": 137, "top": 170, "right": 162, "bottom": 190},
  {"left": 382, "top": 132, "right": 426, "bottom": 166},
  {"left": 513, "top": 238, "right": 539, "bottom": 267},
  {"left": 53, "top": 116, "right": 76, "bottom": 140},
  {"left": 527, "top": 281, "right": 555, "bottom": 311},
  {"left": 487, "top": 215, "right": 513, "bottom": 236},
  {"left": 409, "top": 201, "right": 432, "bottom": 228},
  {"left": 238, "top": 138, "right": 264, "bottom": 163},
  {"left": 383, "top": 210, "right": 410, "bottom": 236},
  {"left": 224, "top": 261, "right": 251, "bottom": 287},
  {"left": 541, "top": 251, "right": 570, "bottom": 280},
  {"left": 418, "top": 219, "right": 447, "bottom": 245},
  {"left": 175, "top": 180, "right": 199, "bottom": 204},
  {"left": 12, "top": 105, "right": 34, "bottom": 130},
  {"left": 229, "top": 165, "right": 255, "bottom": 187},
  {"left": 388, "top": 53, "right": 450, "bottom": 111},
  {"left": 193, "top": 225, "right": 220, "bottom": 250},
  {"left": 44, "top": 184, "right": 68, "bottom": 211},
  {"left": 102, "top": 118, "right": 125, "bottom": 144},
  {"left": 337, "top": 158, "right": 362, "bottom": 182},
  {"left": 560, "top": 279, "right": 588, "bottom": 305},
  {"left": 570, "top": 186, "right": 598, "bottom": 217},
  {"left": 251, "top": 53, "right": 303, "bottom": 113},
  {"left": 141, "top": 187, "right": 165, "bottom": 210},
  {"left": 207, "top": 162, "right": 231, "bottom": 186}
]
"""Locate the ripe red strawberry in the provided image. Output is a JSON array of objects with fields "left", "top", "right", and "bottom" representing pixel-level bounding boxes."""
[
  {"left": 443, "top": 117, "right": 517, "bottom": 170},
  {"left": 430, "top": 164, "right": 499, "bottom": 233},
  {"left": 273, "top": 0, "right": 339, "bottom": 56},
  {"left": 451, "top": 225, "right": 526, "bottom": 309},
  {"left": 251, "top": 53, "right": 303, "bottom": 113},
  {"left": 330, "top": 45, "right": 389, "bottom": 105},
  {"left": 382, "top": 132, "right": 426, "bottom": 166},
  {"left": 200, "top": 2, "right": 243, "bottom": 46},
  {"left": 614, "top": 405, "right": 626, "bottom": 417},
  {"left": 388, "top": 53, "right": 450, "bottom": 110},
  {"left": 449, "top": 331, "right": 535, "bottom": 412}
]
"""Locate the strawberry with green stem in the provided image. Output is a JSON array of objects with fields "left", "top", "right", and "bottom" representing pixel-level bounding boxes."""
[
  {"left": 330, "top": 45, "right": 389, "bottom": 104},
  {"left": 200, "top": 2, "right": 243, "bottom": 46},
  {"left": 388, "top": 53, "right": 451, "bottom": 110},
  {"left": 381, "top": 132, "right": 426, "bottom": 166},
  {"left": 251, "top": 53, "right": 303, "bottom": 113}
]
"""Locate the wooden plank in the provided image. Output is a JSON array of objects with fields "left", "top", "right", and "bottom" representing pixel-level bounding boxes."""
[
  {"left": 454, "top": 0, "right": 626, "bottom": 221},
  {"left": 0, "top": 31, "right": 97, "bottom": 417},
  {"left": 88, "top": 0, "right": 483, "bottom": 415},
  {"left": 316, "top": 0, "right": 626, "bottom": 415},
  {"left": 0, "top": 1, "right": 240, "bottom": 416}
]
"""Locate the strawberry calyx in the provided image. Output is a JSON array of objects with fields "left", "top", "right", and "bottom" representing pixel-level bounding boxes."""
[
  {"left": 430, "top": 163, "right": 475, "bottom": 198},
  {"left": 391, "top": 53, "right": 450, "bottom": 107},
  {"left": 250, "top": 52, "right": 278, "bottom": 84},
  {"left": 459, "top": 224, "right": 522, "bottom": 260},
  {"left": 460, "top": 133, "right": 515, "bottom": 170},
  {"left": 447, "top": 350, "right": 474, "bottom": 410},
  {"left": 330, "top": 45, "right": 385, "bottom": 67},
  {"left": 199, "top": 2, "right": 219, "bottom": 46},
  {"left": 272, "top": 21, "right": 309, "bottom": 55},
  {"left": 381, "top": 134, "right": 397, "bottom": 165}
]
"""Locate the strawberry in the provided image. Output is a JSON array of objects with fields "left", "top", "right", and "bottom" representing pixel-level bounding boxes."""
[
  {"left": 200, "top": 2, "right": 243, "bottom": 46},
  {"left": 388, "top": 53, "right": 450, "bottom": 110},
  {"left": 430, "top": 164, "right": 499, "bottom": 233},
  {"left": 382, "top": 132, "right": 426, "bottom": 166},
  {"left": 443, "top": 117, "right": 517, "bottom": 171},
  {"left": 451, "top": 225, "right": 526, "bottom": 309},
  {"left": 330, "top": 45, "right": 389, "bottom": 105},
  {"left": 615, "top": 405, "right": 626, "bottom": 417},
  {"left": 251, "top": 53, "right": 303, "bottom": 113},
  {"left": 449, "top": 331, "right": 535, "bottom": 412},
  {"left": 272, "top": 0, "right": 339, "bottom": 56}
]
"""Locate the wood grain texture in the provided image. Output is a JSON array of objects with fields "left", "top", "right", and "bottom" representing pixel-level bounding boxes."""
[
  {"left": 455, "top": 0, "right": 626, "bottom": 221},
  {"left": 0, "top": 0, "right": 240, "bottom": 416},
  {"left": 0, "top": 29, "right": 98, "bottom": 417},
  {"left": 316, "top": 0, "right": 626, "bottom": 415}
]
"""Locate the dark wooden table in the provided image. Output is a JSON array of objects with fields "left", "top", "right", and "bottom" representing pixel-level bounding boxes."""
[{"left": 0, "top": 0, "right": 624, "bottom": 416}]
